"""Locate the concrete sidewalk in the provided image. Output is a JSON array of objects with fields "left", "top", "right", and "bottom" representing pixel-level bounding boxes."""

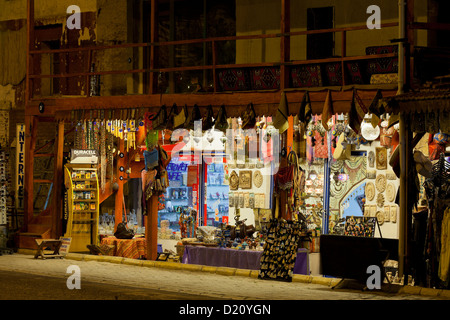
[{"left": 9, "top": 248, "right": 450, "bottom": 300}]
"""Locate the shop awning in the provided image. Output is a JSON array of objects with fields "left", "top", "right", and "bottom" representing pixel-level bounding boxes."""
[{"left": 384, "top": 88, "right": 450, "bottom": 114}]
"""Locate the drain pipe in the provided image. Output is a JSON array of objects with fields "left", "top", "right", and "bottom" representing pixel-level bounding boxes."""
[
  {"left": 398, "top": 0, "right": 407, "bottom": 281},
  {"left": 398, "top": 0, "right": 406, "bottom": 95}
]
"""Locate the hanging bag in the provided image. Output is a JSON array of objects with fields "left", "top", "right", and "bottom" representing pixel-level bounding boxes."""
[
  {"left": 173, "top": 105, "right": 187, "bottom": 129},
  {"left": 241, "top": 103, "right": 256, "bottom": 129},
  {"left": 215, "top": 105, "right": 229, "bottom": 133}
]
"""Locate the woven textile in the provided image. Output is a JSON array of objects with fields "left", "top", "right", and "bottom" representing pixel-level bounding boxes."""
[
  {"left": 324, "top": 62, "right": 343, "bottom": 86},
  {"left": 291, "top": 64, "right": 323, "bottom": 87},
  {"left": 217, "top": 68, "right": 251, "bottom": 91},
  {"left": 366, "top": 45, "right": 398, "bottom": 75},
  {"left": 250, "top": 67, "right": 280, "bottom": 90},
  {"left": 370, "top": 73, "right": 398, "bottom": 84},
  {"left": 101, "top": 237, "right": 146, "bottom": 259},
  {"left": 346, "top": 62, "right": 365, "bottom": 84}
]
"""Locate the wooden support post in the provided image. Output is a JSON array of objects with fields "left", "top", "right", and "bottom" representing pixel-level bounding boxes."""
[
  {"left": 280, "top": 0, "right": 290, "bottom": 90},
  {"left": 51, "top": 120, "right": 65, "bottom": 239},
  {"left": 115, "top": 138, "right": 125, "bottom": 229},
  {"left": 145, "top": 194, "right": 159, "bottom": 260},
  {"left": 25, "top": 0, "right": 35, "bottom": 102},
  {"left": 398, "top": 112, "right": 412, "bottom": 280},
  {"left": 406, "top": 0, "right": 415, "bottom": 90},
  {"left": 24, "top": 115, "right": 37, "bottom": 230},
  {"left": 341, "top": 31, "right": 347, "bottom": 86},
  {"left": 149, "top": 0, "right": 158, "bottom": 95}
]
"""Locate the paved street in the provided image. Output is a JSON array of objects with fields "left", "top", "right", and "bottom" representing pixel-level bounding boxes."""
[
  {"left": 0, "top": 253, "right": 447, "bottom": 300},
  {"left": 0, "top": 253, "right": 449, "bottom": 318}
]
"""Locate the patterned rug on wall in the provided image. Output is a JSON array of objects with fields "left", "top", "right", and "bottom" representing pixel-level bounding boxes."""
[
  {"left": 217, "top": 68, "right": 251, "bottom": 91},
  {"left": 290, "top": 64, "right": 323, "bottom": 87},
  {"left": 250, "top": 67, "right": 280, "bottom": 90},
  {"left": 366, "top": 45, "right": 398, "bottom": 76}
]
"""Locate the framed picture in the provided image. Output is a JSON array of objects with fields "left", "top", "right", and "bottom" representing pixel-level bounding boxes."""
[
  {"left": 239, "top": 170, "right": 252, "bottom": 189},
  {"left": 344, "top": 216, "right": 376, "bottom": 238}
]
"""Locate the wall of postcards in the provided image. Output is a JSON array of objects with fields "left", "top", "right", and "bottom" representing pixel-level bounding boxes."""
[
  {"left": 0, "top": 110, "right": 9, "bottom": 150},
  {"left": 0, "top": 149, "right": 9, "bottom": 226}
]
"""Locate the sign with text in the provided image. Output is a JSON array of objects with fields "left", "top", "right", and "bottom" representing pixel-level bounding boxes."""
[
  {"left": 15, "top": 124, "right": 25, "bottom": 210},
  {"left": 70, "top": 149, "right": 99, "bottom": 164}
]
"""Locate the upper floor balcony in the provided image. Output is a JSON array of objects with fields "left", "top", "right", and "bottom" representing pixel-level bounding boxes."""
[{"left": 15, "top": 0, "right": 450, "bottom": 115}]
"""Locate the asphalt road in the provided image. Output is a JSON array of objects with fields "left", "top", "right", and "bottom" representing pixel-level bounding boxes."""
[
  {"left": 0, "top": 253, "right": 448, "bottom": 319},
  {"left": 0, "top": 270, "right": 221, "bottom": 300}
]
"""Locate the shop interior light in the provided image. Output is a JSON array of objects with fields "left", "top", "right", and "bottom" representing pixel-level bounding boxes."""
[{"left": 309, "top": 170, "right": 318, "bottom": 180}]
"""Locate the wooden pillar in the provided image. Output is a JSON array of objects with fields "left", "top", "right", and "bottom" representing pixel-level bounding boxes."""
[
  {"left": 398, "top": 112, "right": 412, "bottom": 279},
  {"left": 149, "top": 0, "right": 158, "bottom": 95},
  {"left": 24, "top": 115, "right": 37, "bottom": 230},
  {"left": 114, "top": 138, "right": 125, "bottom": 229},
  {"left": 25, "top": 0, "right": 35, "bottom": 102},
  {"left": 51, "top": 120, "right": 65, "bottom": 238},
  {"left": 406, "top": 0, "right": 415, "bottom": 90},
  {"left": 280, "top": 0, "right": 290, "bottom": 90},
  {"left": 145, "top": 194, "right": 159, "bottom": 260}
]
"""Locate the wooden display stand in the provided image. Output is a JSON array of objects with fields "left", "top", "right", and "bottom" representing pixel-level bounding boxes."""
[
  {"left": 63, "top": 164, "right": 100, "bottom": 252},
  {"left": 34, "top": 239, "right": 63, "bottom": 259}
]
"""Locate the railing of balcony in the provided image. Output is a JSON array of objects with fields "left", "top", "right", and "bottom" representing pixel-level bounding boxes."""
[{"left": 27, "top": 22, "right": 399, "bottom": 100}]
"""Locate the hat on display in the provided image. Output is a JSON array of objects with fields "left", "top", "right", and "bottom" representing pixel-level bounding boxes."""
[
  {"left": 322, "top": 90, "right": 334, "bottom": 131},
  {"left": 333, "top": 132, "right": 352, "bottom": 160},
  {"left": 413, "top": 150, "right": 432, "bottom": 178},
  {"left": 361, "top": 119, "right": 380, "bottom": 141},
  {"left": 389, "top": 145, "right": 400, "bottom": 178},
  {"left": 274, "top": 92, "right": 289, "bottom": 134}
]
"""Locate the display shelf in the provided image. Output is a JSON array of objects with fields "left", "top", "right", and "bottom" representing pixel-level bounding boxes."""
[{"left": 64, "top": 164, "right": 100, "bottom": 252}]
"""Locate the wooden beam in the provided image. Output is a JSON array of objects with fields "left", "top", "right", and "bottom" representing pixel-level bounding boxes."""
[
  {"left": 25, "top": 88, "right": 398, "bottom": 118},
  {"left": 149, "top": 0, "right": 158, "bottom": 94},
  {"left": 25, "top": 0, "right": 35, "bottom": 104},
  {"left": 406, "top": 0, "right": 414, "bottom": 91},
  {"left": 24, "top": 115, "right": 38, "bottom": 229},
  {"left": 280, "top": 0, "right": 290, "bottom": 90},
  {"left": 51, "top": 120, "right": 65, "bottom": 238},
  {"left": 114, "top": 138, "right": 125, "bottom": 230},
  {"left": 145, "top": 194, "right": 159, "bottom": 260}
]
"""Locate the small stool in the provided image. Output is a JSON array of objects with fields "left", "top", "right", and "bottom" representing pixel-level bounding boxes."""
[{"left": 34, "top": 239, "right": 64, "bottom": 259}]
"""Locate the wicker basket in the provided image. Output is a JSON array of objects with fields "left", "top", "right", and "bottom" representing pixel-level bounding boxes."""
[{"left": 175, "top": 245, "right": 185, "bottom": 257}]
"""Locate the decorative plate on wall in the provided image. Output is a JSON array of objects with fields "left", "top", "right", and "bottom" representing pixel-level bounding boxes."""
[
  {"left": 376, "top": 210, "right": 384, "bottom": 225},
  {"left": 253, "top": 170, "right": 263, "bottom": 188},
  {"left": 365, "top": 182, "right": 375, "bottom": 201},
  {"left": 386, "top": 183, "right": 396, "bottom": 202},
  {"left": 230, "top": 171, "right": 239, "bottom": 190},
  {"left": 377, "top": 193, "right": 385, "bottom": 208},
  {"left": 376, "top": 147, "right": 387, "bottom": 170},
  {"left": 375, "top": 174, "right": 387, "bottom": 193},
  {"left": 368, "top": 150, "right": 375, "bottom": 168},
  {"left": 239, "top": 170, "right": 252, "bottom": 189}
]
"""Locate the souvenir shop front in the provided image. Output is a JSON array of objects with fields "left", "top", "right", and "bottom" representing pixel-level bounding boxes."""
[
  {"left": 59, "top": 88, "right": 415, "bottom": 283},
  {"left": 383, "top": 89, "right": 450, "bottom": 289}
]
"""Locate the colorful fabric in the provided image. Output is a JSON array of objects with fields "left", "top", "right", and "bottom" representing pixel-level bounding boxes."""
[
  {"left": 366, "top": 45, "right": 398, "bottom": 75},
  {"left": 291, "top": 64, "right": 323, "bottom": 87},
  {"left": 101, "top": 237, "right": 146, "bottom": 259},
  {"left": 324, "top": 62, "right": 343, "bottom": 86},
  {"left": 250, "top": 67, "right": 280, "bottom": 90},
  {"left": 217, "top": 68, "right": 251, "bottom": 91},
  {"left": 370, "top": 73, "right": 398, "bottom": 84},
  {"left": 346, "top": 62, "right": 365, "bottom": 84}
]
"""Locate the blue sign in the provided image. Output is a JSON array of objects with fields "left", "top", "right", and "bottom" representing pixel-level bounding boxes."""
[{"left": 166, "top": 162, "right": 188, "bottom": 181}]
